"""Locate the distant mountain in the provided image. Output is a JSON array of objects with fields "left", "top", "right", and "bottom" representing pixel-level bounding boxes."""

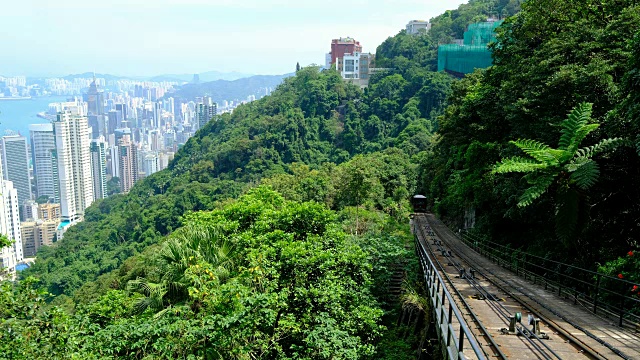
[
  {"left": 61, "top": 72, "right": 135, "bottom": 81},
  {"left": 149, "top": 71, "right": 253, "bottom": 83},
  {"left": 60, "top": 70, "right": 255, "bottom": 83},
  {"left": 169, "top": 73, "right": 293, "bottom": 102}
]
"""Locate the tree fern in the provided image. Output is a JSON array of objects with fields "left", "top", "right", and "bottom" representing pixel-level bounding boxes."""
[
  {"left": 493, "top": 156, "right": 548, "bottom": 173},
  {"left": 570, "top": 160, "right": 600, "bottom": 190},
  {"left": 574, "top": 137, "right": 624, "bottom": 160},
  {"left": 517, "top": 173, "right": 557, "bottom": 207},
  {"left": 494, "top": 102, "right": 626, "bottom": 245},
  {"left": 510, "top": 139, "right": 561, "bottom": 164},
  {"left": 558, "top": 102, "right": 592, "bottom": 150},
  {"left": 555, "top": 187, "right": 579, "bottom": 245}
]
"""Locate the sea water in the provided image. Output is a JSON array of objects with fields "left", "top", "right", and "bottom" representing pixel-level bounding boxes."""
[{"left": 0, "top": 96, "right": 69, "bottom": 138}]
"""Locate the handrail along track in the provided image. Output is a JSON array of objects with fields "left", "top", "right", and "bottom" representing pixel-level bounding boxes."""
[{"left": 413, "top": 215, "right": 488, "bottom": 360}]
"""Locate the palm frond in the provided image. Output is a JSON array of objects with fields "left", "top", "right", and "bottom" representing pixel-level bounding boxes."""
[
  {"left": 558, "top": 103, "right": 592, "bottom": 150},
  {"left": 493, "top": 157, "right": 548, "bottom": 174},
  {"left": 127, "top": 278, "right": 152, "bottom": 296},
  {"left": 517, "top": 173, "right": 556, "bottom": 207},
  {"left": 510, "top": 139, "right": 562, "bottom": 164},
  {"left": 569, "top": 160, "right": 600, "bottom": 190},
  {"left": 128, "top": 279, "right": 168, "bottom": 314}
]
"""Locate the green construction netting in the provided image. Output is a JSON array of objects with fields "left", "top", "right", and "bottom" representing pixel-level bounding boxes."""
[
  {"left": 464, "top": 21, "right": 503, "bottom": 45},
  {"left": 437, "top": 20, "right": 504, "bottom": 75},
  {"left": 437, "top": 45, "right": 493, "bottom": 74}
]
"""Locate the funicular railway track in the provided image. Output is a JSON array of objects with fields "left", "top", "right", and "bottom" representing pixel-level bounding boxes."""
[{"left": 414, "top": 213, "right": 640, "bottom": 359}]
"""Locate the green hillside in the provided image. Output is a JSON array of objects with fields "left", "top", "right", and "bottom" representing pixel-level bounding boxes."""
[{"left": 3, "top": 0, "right": 640, "bottom": 357}]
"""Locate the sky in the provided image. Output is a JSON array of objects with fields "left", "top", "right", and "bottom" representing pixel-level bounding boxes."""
[{"left": 0, "top": 0, "right": 467, "bottom": 77}]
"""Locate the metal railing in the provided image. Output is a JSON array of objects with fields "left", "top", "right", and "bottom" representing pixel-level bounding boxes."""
[
  {"left": 415, "top": 228, "right": 486, "bottom": 360},
  {"left": 460, "top": 231, "right": 640, "bottom": 329}
]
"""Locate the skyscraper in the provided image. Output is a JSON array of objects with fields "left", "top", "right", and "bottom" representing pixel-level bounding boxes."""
[
  {"left": 196, "top": 102, "right": 217, "bottom": 130},
  {"left": 30, "top": 124, "right": 59, "bottom": 202},
  {"left": 90, "top": 138, "right": 108, "bottom": 200},
  {"left": 118, "top": 135, "right": 139, "bottom": 194},
  {"left": 1, "top": 135, "right": 32, "bottom": 217},
  {"left": 87, "top": 76, "right": 105, "bottom": 117},
  {"left": 107, "top": 110, "right": 120, "bottom": 137},
  {"left": 0, "top": 179, "right": 23, "bottom": 277},
  {"left": 54, "top": 111, "right": 94, "bottom": 225},
  {"left": 143, "top": 152, "right": 158, "bottom": 177},
  {"left": 87, "top": 76, "right": 105, "bottom": 140},
  {"left": 115, "top": 103, "right": 128, "bottom": 122}
]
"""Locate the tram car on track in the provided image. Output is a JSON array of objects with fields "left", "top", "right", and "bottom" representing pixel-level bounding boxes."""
[{"left": 411, "top": 194, "right": 428, "bottom": 213}]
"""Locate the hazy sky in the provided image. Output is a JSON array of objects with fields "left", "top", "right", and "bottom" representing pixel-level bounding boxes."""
[{"left": 1, "top": 0, "right": 466, "bottom": 77}]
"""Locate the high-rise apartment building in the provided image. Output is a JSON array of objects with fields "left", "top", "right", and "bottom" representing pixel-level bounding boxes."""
[
  {"left": 90, "top": 138, "right": 108, "bottom": 200},
  {"left": 115, "top": 103, "right": 128, "bottom": 122},
  {"left": 107, "top": 110, "right": 120, "bottom": 136},
  {"left": 118, "top": 135, "right": 139, "bottom": 194},
  {"left": 108, "top": 145, "right": 120, "bottom": 178},
  {"left": 54, "top": 111, "right": 94, "bottom": 226},
  {"left": 143, "top": 152, "right": 158, "bottom": 177},
  {"left": 196, "top": 102, "right": 217, "bottom": 130},
  {"left": 23, "top": 200, "right": 39, "bottom": 221},
  {"left": 21, "top": 219, "right": 57, "bottom": 258},
  {"left": 30, "top": 124, "right": 59, "bottom": 202},
  {"left": 38, "top": 203, "right": 61, "bottom": 221},
  {"left": 0, "top": 180, "right": 23, "bottom": 277},
  {"left": 1, "top": 135, "right": 32, "bottom": 216}
]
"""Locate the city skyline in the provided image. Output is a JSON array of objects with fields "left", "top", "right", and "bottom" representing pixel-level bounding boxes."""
[{"left": 0, "top": 0, "right": 466, "bottom": 77}]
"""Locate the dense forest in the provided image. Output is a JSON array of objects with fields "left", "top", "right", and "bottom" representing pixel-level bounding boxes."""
[{"left": 2, "top": 0, "right": 640, "bottom": 358}]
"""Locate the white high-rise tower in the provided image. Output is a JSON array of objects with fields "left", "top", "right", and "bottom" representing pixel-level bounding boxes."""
[
  {"left": 54, "top": 111, "right": 94, "bottom": 227},
  {"left": 90, "top": 138, "right": 108, "bottom": 200},
  {"left": 0, "top": 153, "right": 23, "bottom": 278}
]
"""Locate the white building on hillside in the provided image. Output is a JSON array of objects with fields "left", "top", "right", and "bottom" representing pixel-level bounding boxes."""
[{"left": 406, "top": 20, "right": 431, "bottom": 35}]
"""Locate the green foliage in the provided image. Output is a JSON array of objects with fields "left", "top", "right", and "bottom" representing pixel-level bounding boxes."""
[
  {"left": 2, "top": 189, "right": 417, "bottom": 358},
  {"left": 422, "top": 0, "right": 640, "bottom": 265},
  {"left": 428, "top": 0, "right": 522, "bottom": 44},
  {"left": 36, "top": 195, "right": 49, "bottom": 204},
  {"left": 0, "top": 235, "right": 11, "bottom": 250},
  {"left": 493, "top": 103, "right": 623, "bottom": 243},
  {"left": 106, "top": 176, "right": 120, "bottom": 196}
]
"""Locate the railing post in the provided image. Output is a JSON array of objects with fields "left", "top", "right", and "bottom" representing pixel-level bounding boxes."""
[
  {"left": 593, "top": 274, "right": 601, "bottom": 315},
  {"left": 447, "top": 303, "right": 452, "bottom": 347},
  {"left": 619, "top": 296, "right": 625, "bottom": 327},
  {"left": 458, "top": 324, "right": 465, "bottom": 352}
]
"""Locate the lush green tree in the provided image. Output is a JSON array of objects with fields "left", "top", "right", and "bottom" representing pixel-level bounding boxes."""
[{"left": 107, "top": 176, "right": 121, "bottom": 196}]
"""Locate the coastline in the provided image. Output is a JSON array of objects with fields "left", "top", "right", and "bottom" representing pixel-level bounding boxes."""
[{"left": 0, "top": 96, "right": 33, "bottom": 100}]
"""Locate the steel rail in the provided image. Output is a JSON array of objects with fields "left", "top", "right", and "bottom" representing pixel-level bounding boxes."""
[
  {"left": 422, "top": 220, "right": 561, "bottom": 360},
  {"left": 414, "top": 216, "right": 502, "bottom": 360},
  {"left": 427, "top": 215, "right": 624, "bottom": 360}
]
